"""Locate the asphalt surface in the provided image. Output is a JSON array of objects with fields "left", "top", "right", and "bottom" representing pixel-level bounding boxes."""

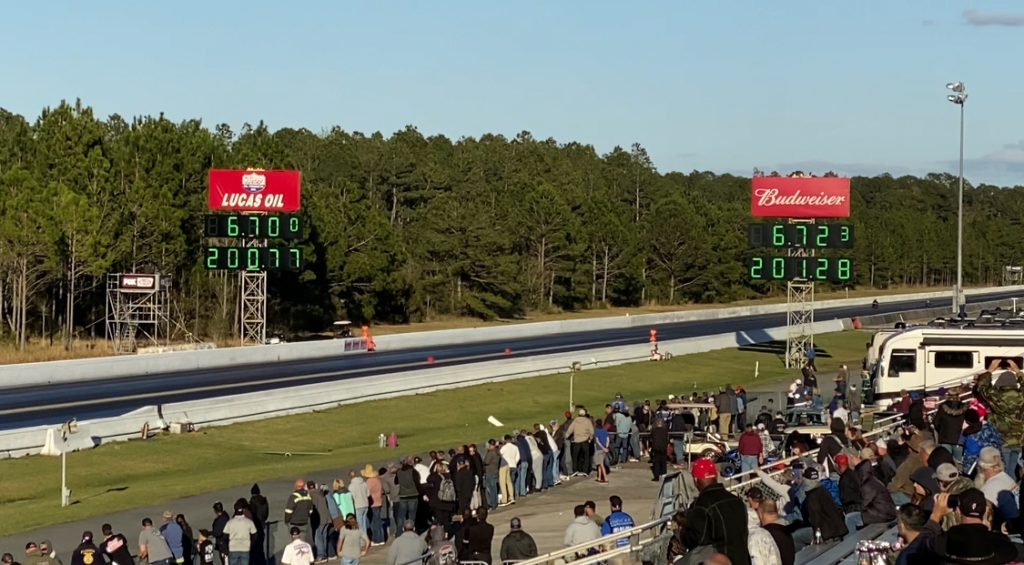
[{"left": 2, "top": 290, "right": 1018, "bottom": 430}]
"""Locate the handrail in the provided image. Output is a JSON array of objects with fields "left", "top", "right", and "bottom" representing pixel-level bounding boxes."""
[{"left": 514, "top": 516, "right": 671, "bottom": 565}]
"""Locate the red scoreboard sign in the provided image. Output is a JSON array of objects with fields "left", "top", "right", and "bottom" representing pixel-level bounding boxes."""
[
  {"left": 751, "top": 177, "right": 851, "bottom": 218},
  {"left": 208, "top": 169, "right": 302, "bottom": 212}
]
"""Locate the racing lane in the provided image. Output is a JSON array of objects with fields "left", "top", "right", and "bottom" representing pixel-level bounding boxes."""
[{"left": 1, "top": 289, "right": 1018, "bottom": 429}]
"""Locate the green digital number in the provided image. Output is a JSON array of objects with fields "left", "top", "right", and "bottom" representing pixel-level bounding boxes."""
[
  {"left": 289, "top": 216, "right": 300, "bottom": 237},
  {"left": 841, "top": 225, "right": 851, "bottom": 243},
  {"left": 227, "top": 247, "right": 239, "bottom": 269},
  {"left": 268, "top": 247, "right": 280, "bottom": 269},
  {"left": 838, "top": 258, "right": 851, "bottom": 281},
  {"left": 268, "top": 216, "right": 280, "bottom": 238},
  {"left": 771, "top": 257, "right": 786, "bottom": 279},
  {"left": 797, "top": 257, "right": 808, "bottom": 279},
  {"left": 816, "top": 258, "right": 829, "bottom": 281},
  {"left": 772, "top": 225, "right": 785, "bottom": 247},
  {"left": 205, "top": 247, "right": 219, "bottom": 269},
  {"left": 795, "top": 225, "right": 807, "bottom": 248},
  {"left": 816, "top": 225, "right": 829, "bottom": 248},
  {"left": 247, "top": 216, "right": 260, "bottom": 238},
  {"left": 246, "top": 247, "right": 261, "bottom": 270},
  {"left": 750, "top": 257, "right": 764, "bottom": 279},
  {"left": 289, "top": 247, "right": 302, "bottom": 270},
  {"left": 227, "top": 216, "right": 240, "bottom": 237}
]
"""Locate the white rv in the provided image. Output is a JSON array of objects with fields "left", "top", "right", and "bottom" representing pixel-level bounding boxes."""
[{"left": 873, "top": 326, "right": 1024, "bottom": 399}]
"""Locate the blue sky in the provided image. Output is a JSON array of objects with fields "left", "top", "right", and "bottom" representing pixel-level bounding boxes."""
[{"left": 2, "top": 1, "right": 1023, "bottom": 186}]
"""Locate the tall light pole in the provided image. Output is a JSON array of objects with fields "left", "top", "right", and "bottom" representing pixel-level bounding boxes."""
[{"left": 947, "top": 81, "right": 967, "bottom": 316}]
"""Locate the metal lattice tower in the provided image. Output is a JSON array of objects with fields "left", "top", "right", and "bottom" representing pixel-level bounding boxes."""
[
  {"left": 105, "top": 274, "right": 171, "bottom": 355},
  {"left": 786, "top": 219, "right": 816, "bottom": 369},
  {"left": 239, "top": 240, "right": 267, "bottom": 346}
]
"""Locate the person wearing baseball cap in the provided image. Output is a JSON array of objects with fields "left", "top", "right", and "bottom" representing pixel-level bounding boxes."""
[
  {"left": 846, "top": 448, "right": 896, "bottom": 527},
  {"left": 926, "top": 489, "right": 1018, "bottom": 565},
  {"left": 679, "top": 458, "right": 751, "bottom": 564},
  {"left": 794, "top": 466, "right": 848, "bottom": 547},
  {"left": 499, "top": 518, "right": 537, "bottom": 562}
]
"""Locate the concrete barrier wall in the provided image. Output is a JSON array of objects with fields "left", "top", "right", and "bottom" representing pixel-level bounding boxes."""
[
  {"left": 0, "top": 319, "right": 845, "bottom": 458},
  {"left": 2, "top": 285, "right": 1018, "bottom": 389},
  {"left": 855, "top": 297, "right": 1016, "bottom": 328},
  {"left": 0, "top": 338, "right": 368, "bottom": 388}
]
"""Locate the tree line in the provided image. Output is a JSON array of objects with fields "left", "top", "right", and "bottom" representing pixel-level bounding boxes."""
[{"left": 1, "top": 99, "right": 1021, "bottom": 348}]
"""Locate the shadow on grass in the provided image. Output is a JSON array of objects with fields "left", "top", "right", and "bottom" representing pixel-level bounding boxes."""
[
  {"left": 737, "top": 341, "right": 835, "bottom": 363},
  {"left": 73, "top": 485, "right": 130, "bottom": 504}
]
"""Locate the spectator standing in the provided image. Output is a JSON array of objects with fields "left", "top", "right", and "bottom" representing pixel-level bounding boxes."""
[
  {"left": 566, "top": 409, "right": 595, "bottom": 478},
  {"left": 738, "top": 424, "right": 763, "bottom": 474},
  {"left": 378, "top": 466, "right": 398, "bottom": 540},
  {"left": 514, "top": 431, "right": 532, "bottom": 496},
  {"left": 70, "top": 532, "right": 99, "bottom": 565},
  {"left": 308, "top": 482, "right": 333, "bottom": 561},
  {"left": 100, "top": 525, "right": 133, "bottom": 565},
  {"left": 284, "top": 481, "right": 313, "bottom": 544},
  {"left": 212, "top": 503, "right": 230, "bottom": 565},
  {"left": 462, "top": 509, "right": 494, "bottom": 564},
  {"left": 498, "top": 436, "right": 519, "bottom": 506},
  {"left": 682, "top": 459, "right": 751, "bottom": 565},
  {"left": 454, "top": 459, "right": 476, "bottom": 516},
  {"left": 846, "top": 381, "right": 863, "bottom": 424},
  {"left": 426, "top": 462, "right": 457, "bottom": 531},
  {"left": 524, "top": 431, "right": 544, "bottom": 493},
  {"left": 348, "top": 471, "right": 370, "bottom": 534},
  {"left": 532, "top": 425, "right": 554, "bottom": 490},
  {"left": 483, "top": 439, "right": 501, "bottom": 510},
  {"left": 281, "top": 528, "right": 313, "bottom": 565},
  {"left": 335, "top": 516, "right": 369, "bottom": 565},
  {"left": 715, "top": 388, "right": 732, "bottom": 439},
  {"left": 159, "top": 512, "right": 184, "bottom": 565},
  {"left": 962, "top": 409, "right": 1003, "bottom": 474},
  {"left": 176, "top": 515, "right": 194, "bottom": 565},
  {"left": 332, "top": 480, "right": 357, "bottom": 531},
  {"left": 393, "top": 459, "right": 420, "bottom": 529},
  {"left": 24, "top": 542, "right": 58, "bottom": 565},
  {"left": 139, "top": 518, "right": 175, "bottom": 565},
  {"left": 385, "top": 521, "right": 427, "bottom": 565},
  {"left": 363, "top": 467, "right": 386, "bottom": 547},
  {"left": 649, "top": 418, "right": 669, "bottom": 481},
  {"left": 223, "top": 501, "right": 256, "bottom": 565},
  {"left": 593, "top": 420, "right": 610, "bottom": 484},
  {"left": 613, "top": 410, "right": 633, "bottom": 467},
  {"left": 499, "top": 518, "right": 537, "bottom": 562},
  {"left": 247, "top": 485, "right": 269, "bottom": 565}
]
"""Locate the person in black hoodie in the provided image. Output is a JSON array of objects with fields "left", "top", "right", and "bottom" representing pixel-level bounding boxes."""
[
  {"left": 462, "top": 508, "right": 494, "bottom": 564},
  {"left": 682, "top": 459, "right": 751, "bottom": 565},
  {"left": 70, "top": 532, "right": 99, "bottom": 565},
  {"left": 426, "top": 462, "right": 457, "bottom": 532},
  {"left": 920, "top": 439, "right": 955, "bottom": 471},
  {"left": 453, "top": 459, "right": 476, "bottom": 516},
  {"left": 932, "top": 391, "right": 966, "bottom": 461},
  {"left": 796, "top": 467, "right": 848, "bottom": 548},
  {"left": 817, "top": 418, "right": 848, "bottom": 474},
  {"left": 907, "top": 393, "right": 926, "bottom": 430},
  {"left": 247, "top": 485, "right": 268, "bottom": 565},
  {"left": 211, "top": 502, "right": 229, "bottom": 565},
  {"left": 649, "top": 418, "right": 670, "bottom": 481}
]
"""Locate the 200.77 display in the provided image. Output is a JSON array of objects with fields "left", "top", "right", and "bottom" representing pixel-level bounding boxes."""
[{"left": 204, "top": 246, "right": 302, "bottom": 272}]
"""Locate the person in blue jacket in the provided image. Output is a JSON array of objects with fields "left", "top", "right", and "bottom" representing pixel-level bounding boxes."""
[{"left": 600, "top": 496, "right": 635, "bottom": 548}]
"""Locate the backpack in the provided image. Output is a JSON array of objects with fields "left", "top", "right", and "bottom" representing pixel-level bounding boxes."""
[{"left": 438, "top": 477, "right": 456, "bottom": 502}]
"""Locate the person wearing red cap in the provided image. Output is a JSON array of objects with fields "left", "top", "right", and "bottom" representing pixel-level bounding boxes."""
[
  {"left": 284, "top": 480, "right": 313, "bottom": 543},
  {"left": 681, "top": 458, "right": 751, "bottom": 565}
]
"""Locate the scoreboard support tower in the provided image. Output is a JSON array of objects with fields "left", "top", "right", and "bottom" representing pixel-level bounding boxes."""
[
  {"left": 786, "top": 219, "right": 814, "bottom": 369},
  {"left": 239, "top": 239, "right": 268, "bottom": 346}
]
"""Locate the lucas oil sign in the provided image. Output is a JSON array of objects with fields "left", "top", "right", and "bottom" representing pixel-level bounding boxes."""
[{"left": 208, "top": 169, "right": 302, "bottom": 212}]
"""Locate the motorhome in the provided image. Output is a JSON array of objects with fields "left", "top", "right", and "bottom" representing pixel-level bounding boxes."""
[{"left": 873, "top": 326, "right": 1024, "bottom": 399}]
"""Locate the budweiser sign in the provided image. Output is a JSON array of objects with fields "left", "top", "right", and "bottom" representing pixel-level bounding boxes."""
[
  {"left": 208, "top": 169, "right": 302, "bottom": 212},
  {"left": 751, "top": 177, "right": 851, "bottom": 218}
]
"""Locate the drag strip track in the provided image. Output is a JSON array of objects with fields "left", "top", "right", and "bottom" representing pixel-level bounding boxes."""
[{"left": 1, "top": 290, "right": 1016, "bottom": 429}]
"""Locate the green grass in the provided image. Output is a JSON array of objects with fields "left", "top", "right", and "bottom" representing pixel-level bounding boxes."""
[{"left": 0, "top": 331, "right": 870, "bottom": 535}]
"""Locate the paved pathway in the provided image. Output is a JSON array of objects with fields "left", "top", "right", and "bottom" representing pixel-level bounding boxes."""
[{"left": 0, "top": 463, "right": 663, "bottom": 565}]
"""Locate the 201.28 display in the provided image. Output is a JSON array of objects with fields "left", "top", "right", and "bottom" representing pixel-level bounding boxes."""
[{"left": 747, "top": 256, "right": 853, "bottom": 283}]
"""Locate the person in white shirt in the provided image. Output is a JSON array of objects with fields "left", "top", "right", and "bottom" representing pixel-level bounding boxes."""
[
  {"left": 413, "top": 457, "right": 431, "bottom": 486},
  {"left": 222, "top": 503, "right": 257, "bottom": 563},
  {"left": 499, "top": 435, "right": 520, "bottom": 506},
  {"left": 281, "top": 527, "right": 314, "bottom": 565},
  {"left": 977, "top": 446, "right": 1021, "bottom": 523}
]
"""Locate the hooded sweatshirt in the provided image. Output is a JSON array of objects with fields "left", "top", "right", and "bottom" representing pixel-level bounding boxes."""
[
  {"left": 563, "top": 516, "right": 601, "bottom": 548},
  {"left": 910, "top": 466, "right": 939, "bottom": 513}
]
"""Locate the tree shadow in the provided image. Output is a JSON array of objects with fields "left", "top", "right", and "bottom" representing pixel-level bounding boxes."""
[{"left": 737, "top": 341, "right": 835, "bottom": 366}]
